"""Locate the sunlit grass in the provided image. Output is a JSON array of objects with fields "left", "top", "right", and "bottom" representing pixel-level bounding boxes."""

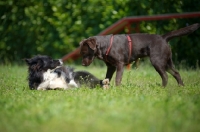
[{"left": 0, "top": 64, "right": 200, "bottom": 132}]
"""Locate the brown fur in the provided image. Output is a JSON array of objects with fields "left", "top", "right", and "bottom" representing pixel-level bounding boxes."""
[{"left": 80, "top": 23, "right": 200, "bottom": 87}]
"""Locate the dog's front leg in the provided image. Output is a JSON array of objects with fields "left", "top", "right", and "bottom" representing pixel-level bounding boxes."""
[
  {"left": 105, "top": 64, "right": 116, "bottom": 82},
  {"left": 115, "top": 63, "right": 124, "bottom": 86},
  {"left": 37, "top": 81, "right": 50, "bottom": 90}
]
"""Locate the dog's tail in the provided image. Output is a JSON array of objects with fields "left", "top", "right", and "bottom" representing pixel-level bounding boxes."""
[{"left": 162, "top": 23, "right": 200, "bottom": 42}]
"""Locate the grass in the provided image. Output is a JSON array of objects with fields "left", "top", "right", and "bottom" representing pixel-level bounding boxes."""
[{"left": 0, "top": 63, "right": 200, "bottom": 132}]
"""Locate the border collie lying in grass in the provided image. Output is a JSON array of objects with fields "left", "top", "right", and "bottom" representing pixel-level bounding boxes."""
[{"left": 25, "top": 55, "right": 109, "bottom": 90}]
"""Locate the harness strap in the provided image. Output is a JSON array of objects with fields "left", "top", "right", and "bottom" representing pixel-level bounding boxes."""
[
  {"left": 126, "top": 35, "right": 132, "bottom": 64},
  {"left": 105, "top": 35, "right": 114, "bottom": 62},
  {"left": 105, "top": 35, "right": 132, "bottom": 63}
]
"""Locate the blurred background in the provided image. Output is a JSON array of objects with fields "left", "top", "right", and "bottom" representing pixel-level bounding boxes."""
[{"left": 0, "top": 0, "right": 200, "bottom": 68}]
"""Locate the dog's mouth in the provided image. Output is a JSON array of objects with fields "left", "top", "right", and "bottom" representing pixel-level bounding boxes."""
[
  {"left": 82, "top": 58, "right": 93, "bottom": 66},
  {"left": 82, "top": 63, "right": 90, "bottom": 66}
]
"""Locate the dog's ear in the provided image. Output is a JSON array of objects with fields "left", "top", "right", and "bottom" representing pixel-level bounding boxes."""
[
  {"left": 24, "top": 58, "right": 31, "bottom": 65},
  {"left": 24, "top": 58, "right": 38, "bottom": 65},
  {"left": 87, "top": 38, "right": 96, "bottom": 51},
  {"left": 24, "top": 58, "right": 43, "bottom": 67},
  {"left": 79, "top": 39, "right": 87, "bottom": 46}
]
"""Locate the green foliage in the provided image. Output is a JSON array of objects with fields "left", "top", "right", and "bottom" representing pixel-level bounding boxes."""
[
  {"left": 0, "top": 64, "right": 200, "bottom": 132},
  {"left": 0, "top": 0, "right": 200, "bottom": 67}
]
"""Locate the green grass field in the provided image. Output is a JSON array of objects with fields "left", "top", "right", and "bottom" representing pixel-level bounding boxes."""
[{"left": 0, "top": 63, "right": 200, "bottom": 132}]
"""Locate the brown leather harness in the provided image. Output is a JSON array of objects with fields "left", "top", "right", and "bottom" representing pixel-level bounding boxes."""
[{"left": 105, "top": 35, "right": 132, "bottom": 64}]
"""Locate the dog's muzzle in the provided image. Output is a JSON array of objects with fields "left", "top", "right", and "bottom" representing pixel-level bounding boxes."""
[
  {"left": 82, "top": 59, "right": 91, "bottom": 66},
  {"left": 82, "top": 62, "right": 89, "bottom": 66}
]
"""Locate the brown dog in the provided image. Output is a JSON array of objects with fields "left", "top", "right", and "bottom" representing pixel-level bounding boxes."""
[{"left": 80, "top": 23, "right": 200, "bottom": 87}]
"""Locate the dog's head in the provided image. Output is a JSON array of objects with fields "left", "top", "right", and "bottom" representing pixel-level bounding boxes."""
[
  {"left": 25, "top": 55, "right": 63, "bottom": 71},
  {"left": 79, "top": 38, "right": 97, "bottom": 66}
]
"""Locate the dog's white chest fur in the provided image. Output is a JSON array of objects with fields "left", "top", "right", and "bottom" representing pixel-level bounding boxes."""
[{"left": 37, "top": 69, "right": 78, "bottom": 90}]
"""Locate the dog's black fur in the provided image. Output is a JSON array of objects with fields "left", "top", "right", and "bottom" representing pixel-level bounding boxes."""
[
  {"left": 25, "top": 55, "right": 109, "bottom": 90},
  {"left": 80, "top": 23, "right": 200, "bottom": 87},
  {"left": 25, "top": 55, "right": 62, "bottom": 89}
]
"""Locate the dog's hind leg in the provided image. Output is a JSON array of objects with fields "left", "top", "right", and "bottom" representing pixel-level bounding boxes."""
[
  {"left": 155, "top": 66, "right": 168, "bottom": 87},
  {"left": 150, "top": 58, "right": 168, "bottom": 87},
  {"left": 166, "top": 58, "right": 184, "bottom": 86}
]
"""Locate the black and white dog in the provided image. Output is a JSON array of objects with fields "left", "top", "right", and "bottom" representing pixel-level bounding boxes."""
[{"left": 25, "top": 55, "right": 109, "bottom": 90}]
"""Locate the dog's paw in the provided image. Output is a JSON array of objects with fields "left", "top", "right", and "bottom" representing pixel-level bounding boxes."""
[
  {"left": 102, "top": 78, "right": 109, "bottom": 85},
  {"left": 102, "top": 78, "right": 109, "bottom": 89}
]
